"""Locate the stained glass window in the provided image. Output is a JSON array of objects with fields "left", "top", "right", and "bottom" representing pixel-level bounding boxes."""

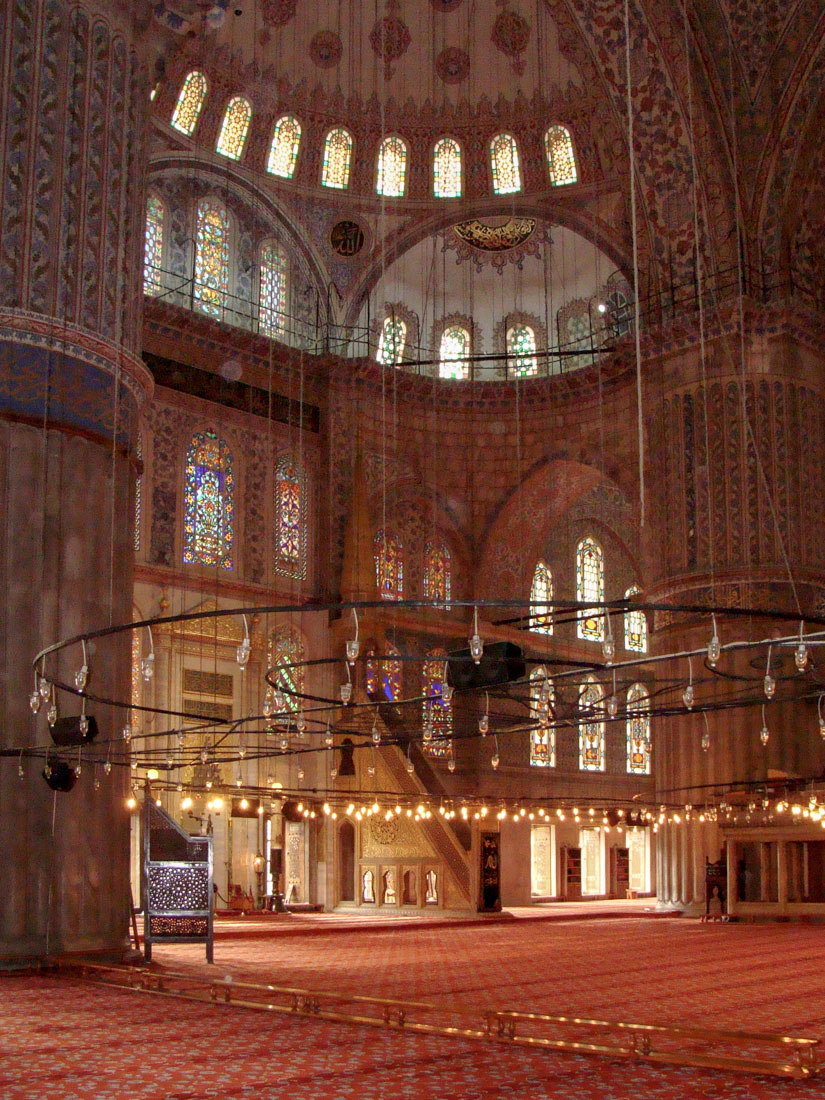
[
  {"left": 134, "top": 434, "right": 143, "bottom": 552},
  {"left": 423, "top": 540, "right": 451, "bottom": 606},
  {"left": 193, "top": 199, "right": 230, "bottom": 318},
  {"left": 422, "top": 650, "right": 452, "bottom": 758},
  {"left": 579, "top": 677, "right": 605, "bottom": 771},
  {"left": 268, "top": 115, "right": 301, "bottom": 178},
  {"left": 268, "top": 628, "right": 304, "bottom": 712},
  {"left": 545, "top": 125, "right": 578, "bottom": 186},
  {"left": 171, "top": 70, "right": 207, "bottom": 136},
  {"left": 490, "top": 133, "right": 521, "bottom": 195},
  {"left": 627, "top": 682, "right": 651, "bottom": 775},
  {"left": 216, "top": 96, "right": 252, "bottom": 160},
  {"left": 530, "top": 667, "right": 555, "bottom": 767},
  {"left": 439, "top": 326, "right": 470, "bottom": 379},
  {"left": 529, "top": 561, "right": 553, "bottom": 634},
  {"left": 378, "top": 316, "right": 406, "bottom": 366},
  {"left": 374, "top": 528, "right": 403, "bottom": 600},
  {"left": 182, "top": 429, "right": 234, "bottom": 569},
  {"left": 376, "top": 136, "right": 408, "bottom": 198},
  {"left": 274, "top": 457, "right": 306, "bottom": 579},
  {"left": 576, "top": 537, "right": 604, "bottom": 641},
  {"left": 624, "top": 585, "right": 647, "bottom": 653},
  {"left": 131, "top": 629, "right": 142, "bottom": 732},
  {"left": 366, "top": 646, "right": 402, "bottom": 702},
  {"left": 506, "top": 324, "right": 538, "bottom": 377},
  {"left": 259, "top": 243, "right": 288, "bottom": 337},
  {"left": 321, "top": 127, "right": 352, "bottom": 189},
  {"left": 433, "top": 137, "right": 462, "bottom": 198},
  {"left": 144, "top": 195, "right": 164, "bottom": 296}
]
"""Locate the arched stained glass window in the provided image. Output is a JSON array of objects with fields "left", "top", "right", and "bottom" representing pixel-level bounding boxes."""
[
  {"left": 274, "top": 456, "right": 307, "bottom": 580},
  {"left": 579, "top": 677, "right": 605, "bottom": 771},
  {"left": 506, "top": 324, "right": 538, "bottom": 377},
  {"left": 183, "top": 429, "right": 234, "bottom": 569},
  {"left": 423, "top": 540, "right": 451, "bottom": 606},
  {"left": 259, "top": 243, "right": 288, "bottom": 337},
  {"left": 144, "top": 194, "right": 164, "bottom": 296},
  {"left": 544, "top": 125, "right": 578, "bottom": 186},
  {"left": 321, "top": 127, "right": 352, "bottom": 189},
  {"left": 268, "top": 627, "right": 305, "bottom": 712},
  {"left": 433, "top": 137, "right": 462, "bottom": 198},
  {"left": 171, "top": 70, "right": 207, "bottom": 136},
  {"left": 374, "top": 528, "right": 403, "bottom": 600},
  {"left": 490, "top": 133, "right": 521, "bottom": 195},
  {"left": 376, "top": 136, "right": 408, "bottom": 197},
  {"left": 529, "top": 561, "right": 553, "bottom": 634},
  {"left": 268, "top": 115, "right": 301, "bottom": 178},
  {"left": 194, "top": 199, "right": 230, "bottom": 318},
  {"left": 624, "top": 585, "right": 647, "bottom": 653},
  {"left": 530, "top": 667, "right": 555, "bottom": 767},
  {"left": 439, "top": 326, "right": 470, "bottom": 379},
  {"left": 627, "top": 683, "right": 651, "bottom": 775},
  {"left": 134, "top": 434, "right": 143, "bottom": 552},
  {"left": 365, "top": 646, "right": 401, "bottom": 702},
  {"left": 422, "top": 650, "right": 452, "bottom": 758},
  {"left": 576, "top": 537, "right": 604, "bottom": 641},
  {"left": 216, "top": 96, "right": 252, "bottom": 160},
  {"left": 378, "top": 316, "right": 406, "bottom": 366},
  {"left": 131, "top": 628, "right": 142, "bottom": 731}
]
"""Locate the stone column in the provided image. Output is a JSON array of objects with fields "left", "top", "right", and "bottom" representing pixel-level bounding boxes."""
[{"left": 0, "top": 0, "right": 153, "bottom": 962}]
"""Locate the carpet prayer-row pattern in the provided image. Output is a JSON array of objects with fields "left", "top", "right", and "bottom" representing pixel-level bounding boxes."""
[{"left": 3, "top": 917, "right": 825, "bottom": 1099}]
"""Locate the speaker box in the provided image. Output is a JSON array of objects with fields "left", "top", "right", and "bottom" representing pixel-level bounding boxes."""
[
  {"left": 50, "top": 714, "right": 99, "bottom": 746},
  {"left": 447, "top": 641, "right": 525, "bottom": 691},
  {"left": 42, "top": 756, "right": 77, "bottom": 792}
]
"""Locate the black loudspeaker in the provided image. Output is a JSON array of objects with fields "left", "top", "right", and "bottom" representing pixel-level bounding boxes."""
[
  {"left": 42, "top": 756, "right": 77, "bottom": 792},
  {"left": 50, "top": 715, "right": 99, "bottom": 746},
  {"left": 270, "top": 848, "right": 283, "bottom": 879},
  {"left": 281, "top": 799, "right": 305, "bottom": 823},
  {"left": 447, "top": 641, "right": 526, "bottom": 691}
]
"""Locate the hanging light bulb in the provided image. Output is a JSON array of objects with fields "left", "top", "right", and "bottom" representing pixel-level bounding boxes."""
[
  {"left": 75, "top": 665, "right": 88, "bottom": 691},
  {"left": 469, "top": 606, "right": 483, "bottom": 665},
  {"left": 340, "top": 681, "right": 352, "bottom": 704},
  {"left": 236, "top": 614, "right": 251, "bottom": 669},
  {"left": 272, "top": 687, "right": 286, "bottom": 711},
  {"left": 235, "top": 774, "right": 243, "bottom": 787},
  {"left": 262, "top": 691, "right": 274, "bottom": 719},
  {"left": 18, "top": 761, "right": 24, "bottom": 779},
  {"left": 39, "top": 675, "right": 50, "bottom": 700},
  {"left": 324, "top": 724, "right": 334, "bottom": 748},
  {"left": 123, "top": 722, "right": 132, "bottom": 743},
  {"left": 200, "top": 747, "right": 208, "bottom": 764},
  {"left": 491, "top": 753, "right": 500, "bottom": 770},
  {"left": 297, "top": 767, "right": 304, "bottom": 782},
  {"left": 47, "top": 702, "right": 58, "bottom": 727},
  {"left": 406, "top": 756, "right": 415, "bottom": 776},
  {"left": 104, "top": 760, "right": 112, "bottom": 776},
  {"left": 602, "top": 613, "right": 614, "bottom": 665},
  {"left": 330, "top": 766, "right": 338, "bottom": 779},
  {"left": 759, "top": 700, "right": 770, "bottom": 747},
  {"left": 279, "top": 734, "right": 289, "bottom": 750},
  {"left": 682, "top": 654, "right": 694, "bottom": 709},
  {"left": 607, "top": 670, "right": 618, "bottom": 718},
  {"left": 448, "top": 756, "right": 456, "bottom": 773},
  {"left": 78, "top": 714, "right": 89, "bottom": 736},
  {"left": 442, "top": 661, "right": 453, "bottom": 703},
  {"left": 701, "top": 713, "right": 711, "bottom": 753},
  {"left": 423, "top": 722, "right": 433, "bottom": 742},
  {"left": 131, "top": 758, "right": 138, "bottom": 771},
  {"left": 764, "top": 645, "right": 775, "bottom": 699},
  {"left": 346, "top": 608, "right": 359, "bottom": 665},
  {"left": 707, "top": 615, "right": 721, "bottom": 667},
  {"left": 296, "top": 711, "right": 306, "bottom": 734},
  {"left": 29, "top": 689, "right": 41, "bottom": 714},
  {"left": 367, "top": 763, "right": 376, "bottom": 778},
  {"left": 479, "top": 691, "right": 489, "bottom": 736},
  {"left": 795, "top": 622, "right": 809, "bottom": 671},
  {"left": 141, "top": 651, "right": 154, "bottom": 682}
]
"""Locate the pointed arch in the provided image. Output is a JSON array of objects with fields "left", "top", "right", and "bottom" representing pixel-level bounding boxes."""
[
  {"left": 274, "top": 455, "right": 307, "bottom": 580},
  {"left": 490, "top": 133, "right": 521, "bottom": 195},
  {"left": 374, "top": 528, "right": 403, "bottom": 600},
  {"left": 579, "top": 677, "right": 605, "bottom": 772},
  {"left": 529, "top": 561, "right": 553, "bottom": 634},
  {"left": 423, "top": 539, "right": 451, "bottom": 606},
  {"left": 506, "top": 323, "right": 537, "bottom": 377},
  {"left": 268, "top": 115, "right": 301, "bottom": 178},
  {"left": 439, "top": 325, "right": 470, "bottom": 379},
  {"left": 576, "top": 537, "right": 604, "bottom": 641},
  {"left": 377, "top": 315, "right": 406, "bottom": 366},
  {"left": 170, "top": 70, "right": 207, "bottom": 136},
  {"left": 216, "top": 95, "right": 252, "bottom": 160},
  {"left": 627, "top": 683, "right": 651, "bottom": 775},
  {"left": 530, "top": 667, "right": 555, "bottom": 767},
  {"left": 544, "top": 125, "right": 578, "bottom": 186},
  {"left": 182, "top": 429, "right": 234, "bottom": 569}
]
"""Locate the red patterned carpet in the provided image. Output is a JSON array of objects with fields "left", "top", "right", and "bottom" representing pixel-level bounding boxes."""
[{"left": 3, "top": 916, "right": 825, "bottom": 1098}]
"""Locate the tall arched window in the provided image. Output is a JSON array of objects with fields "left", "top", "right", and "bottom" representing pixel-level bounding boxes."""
[
  {"left": 423, "top": 540, "right": 451, "bottom": 606},
  {"left": 439, "top": 326, "right": 470, "bottom": 379},
  {"left": 576, "top": 537, "right": 604, "bottom": 641},
  {"left": 433, "top": 137, "right": 462, "bottom": 198},
  {"left": 259, "top": 243, "right": 288, "bottom": 337},
  {"left": 490, "top": 133, "right": 521, "bottom": 195},
  {"left": 183, "top": 429, "right": 234, "bottom": 569},
  {"left": 544, "top": 125, "right": 578, "bottom": 186},
  {"left": 378, "top": 315, "right": 406, "bottom": 366},
  {"left": 374, "top": 528, "right": 403, "bottom": 600},
  {"left": 530, "top": 667, "right": 555, "bottom": 767},
  {"left": 274, "top": 456, "right": 307, "bottom": 580},
  {"left": 529, "top": 561, "right": 553, "bottom": 634},
  {"left": 506, "top": 324, "right": 538, "bottom": 377},
  {"left": 365, "top": 645, "right": 401, "bottom": 702},
  {"left": 170, "top": 70, "right": 207, "bottom": 136},
  {"left": 143, "top": 194, "right": 164, "bottom": 296},
  {"left": 321, "top": 127, "right": 352, "bottom": 189},
  {"left": 134, "top": 434, "right": 143, "bottom": 553},
  {"left": 579, "top": 677, "right": 605, "bottom": 771},
  {"left": 422, "top": 650, "right": 452, "bottom": 758},
  {"left": 194, "top": 199, "right": 230, "bottom": 318},
  {"left": 624, "top": 585, "right": 647, "bottom": 653},
  {"left": 268, "top": 627, "right": 304, "bottom": 712},
  {"left": 376, "top": 136, "right": 408, "bottom": 197},
  {"left": 216, "top": 96, "right": 252, "bottom": 160},
  {"left": 627, "top": 683, "right": 651, "bottom": 775},
  {"left": 130, "top": 628, "right": 142, "bottom": 732},
  {"left": 267, "top": 115, "right": 301, "bottom": 178}
]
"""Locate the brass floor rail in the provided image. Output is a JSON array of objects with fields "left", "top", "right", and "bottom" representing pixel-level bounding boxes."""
[{"left": 62, "top": 964, "right": 819, "bottom": 1081}]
